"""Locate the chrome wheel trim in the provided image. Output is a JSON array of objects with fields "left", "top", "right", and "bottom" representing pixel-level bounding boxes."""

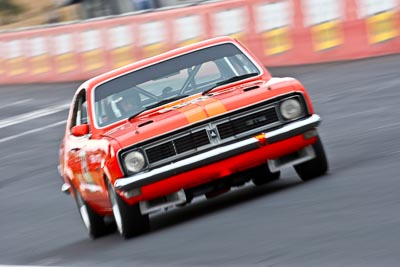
[
  {"left": 109, "top": 190, "right": 123, "bottom": 234},
  {"left": 76, "top": 193, "right": 91, "bottom": 231},
  {"left": 79, "top": 205, "right": 91, "bottom": 230}
]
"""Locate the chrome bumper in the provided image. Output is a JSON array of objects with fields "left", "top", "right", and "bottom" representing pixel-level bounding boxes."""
[{"left": 114, "top": 114, "right": 321, "bottom": 191}]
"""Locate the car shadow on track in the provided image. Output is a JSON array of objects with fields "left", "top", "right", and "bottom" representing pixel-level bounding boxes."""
[
  {"left": 148, "top": 176, "right": 305, "bottom": 233},
  {"left": 24, "top": 175, "right": 329, "bottom": 266}
]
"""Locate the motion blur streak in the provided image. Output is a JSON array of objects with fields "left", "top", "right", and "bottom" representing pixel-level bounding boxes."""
[
  {"left": 0, "top": 0, "right": 399, "bottom": 84},
  {"left": 0, "top": 120, "right": 66, "bottom": 144},
  {"left": 0, "top": 99, "right": 31, "bottom": 110},
  {"left": 0, "top": 56, "right": 399, "bottom": 266},
  {"left": 0, "top": 103, "right": 69, "bottom": 129}
]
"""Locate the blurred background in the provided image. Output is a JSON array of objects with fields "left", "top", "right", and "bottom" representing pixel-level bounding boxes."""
[
  {"left": 0, "top": 0, "right": 212, "bottom": 30},
  {"left": 0, "top": 0, "right": 399, "bottom": 84},
  {"left": 1, "top": 1, "right": 400, "bottom": 266}
]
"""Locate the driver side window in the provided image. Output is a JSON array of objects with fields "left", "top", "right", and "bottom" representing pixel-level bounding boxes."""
[{"left": 70, "top": 90, "right": 89, "bottom": 130}]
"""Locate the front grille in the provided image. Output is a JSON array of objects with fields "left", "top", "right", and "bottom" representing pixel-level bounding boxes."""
[
  {"left": 145, "top": 130, "right": 210, "bottom": 164},
  {"left": 137, "top": 96, "right": 299, "bottom": 167},
  {"left": 216, "top": 107, "right": 279, "bottom": 139},
  {"left": 146, "top": 142, "right": 175, "bottom": 164},
  {"left": 175, "top": 130, "right": 210, "bottom": 153}
]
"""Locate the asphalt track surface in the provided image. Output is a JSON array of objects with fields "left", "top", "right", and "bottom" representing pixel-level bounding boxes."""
[{"left": 0, "top": 55, "right": 399, "bottom": 267}]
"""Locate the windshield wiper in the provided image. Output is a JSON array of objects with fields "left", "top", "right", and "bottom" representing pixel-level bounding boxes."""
[
  {"left": 147, "top": 95, "right": 189, "bottom": 109},
  {"left": 202, "top": 73, "right": 259, "bottom": 96},
  {"left": 127, "top": 108, "right": 149, "bottom": 121},
  {"left": 128, "top": 95, "right": 189, "bottom": 120}
]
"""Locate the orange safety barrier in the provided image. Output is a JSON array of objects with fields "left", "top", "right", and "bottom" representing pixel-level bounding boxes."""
[{"left": 0, "top": 0, "right": 399, "bottom": 84}]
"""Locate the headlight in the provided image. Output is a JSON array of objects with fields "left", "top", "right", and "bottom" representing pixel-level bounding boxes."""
[
  {"left": 123, "top": 150, "right": 146, "bottom": 173},
  {"left": 280, "top": 98, "right": 303, "bottom": 120}
]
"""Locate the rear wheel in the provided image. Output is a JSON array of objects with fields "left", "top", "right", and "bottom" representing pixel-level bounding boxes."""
[
  {"left": 107, "top": 182, "right": 150, "bottom": 239},
  {"left": 250, "top": 164, "right": 280, "bottom": 186},
  {"left": 294, "top": 137, "right": 328, "bottom": 181},
  {"left": 74, "top": 187, "right": 110, "bottom": 239}
]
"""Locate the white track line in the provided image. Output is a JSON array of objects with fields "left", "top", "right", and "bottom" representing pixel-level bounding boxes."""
[
  {"left": 0, "top": 103, "right": 70, "bottom": 129},
  {"left": 0, "top": 99, "right": 32, "bottom": 109},
  {"left": 0, "top": 120, "right": 66, "bottom": 144},
  {"left": 0, "top": 266, "right": 57, "bottom": 267}
]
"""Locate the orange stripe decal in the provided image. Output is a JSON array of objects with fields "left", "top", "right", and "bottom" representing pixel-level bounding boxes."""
[
  {"left": 204, "top": 99, "right": 227, "bottom": 117},
  {"left": 180, "top": 106, "right": 207, "bottom": 123}
]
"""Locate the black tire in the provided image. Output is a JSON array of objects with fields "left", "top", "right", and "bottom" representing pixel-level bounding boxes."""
[
  {"left": 294, "top": 137, "right": 328, "bottom": 181},
  {"left": 107, "top": 182, "right": 150, "bottom": 239},
  {"left": 74, "top": 187, "right": 110, "bottom": 239},
  {"left": 250, "top": 164, "right": 280, "bottom": 186}
]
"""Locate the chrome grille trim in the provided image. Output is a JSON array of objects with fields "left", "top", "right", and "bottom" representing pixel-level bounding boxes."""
[
  {"left": 145, "top": 129, "right": 211, "bottom": 164},
  {"left": 142, "top": 102, "right": 287, "bottom": 167},
  {"left": 115, "top": 114, "right": 321, "bottom": 191},
  {"left": 216, "top": 106, "right": 280, "bottom": 140}
]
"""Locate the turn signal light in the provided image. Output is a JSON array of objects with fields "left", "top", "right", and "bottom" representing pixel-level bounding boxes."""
[
  {"left": 123, "top": 188, "right": 142, "bottom": 199},
  {"left": 255, "top": 133, "right": 267, "bottom": 146}
]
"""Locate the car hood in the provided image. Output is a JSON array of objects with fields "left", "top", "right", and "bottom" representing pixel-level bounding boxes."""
[{"left": 103, "top": 78, "right": 297, "bottom": 148}]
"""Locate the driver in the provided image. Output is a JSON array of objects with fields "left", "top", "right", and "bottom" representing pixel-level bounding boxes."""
[{"left": 116, "top": 92, "right": 142, "bottom": 118}]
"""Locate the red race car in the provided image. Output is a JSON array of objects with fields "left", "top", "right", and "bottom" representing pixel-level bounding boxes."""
[{"left": 58, "top": 36, "right": 328, "bottom": 239}]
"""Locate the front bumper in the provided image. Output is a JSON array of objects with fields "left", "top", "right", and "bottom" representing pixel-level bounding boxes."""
[{"left": 114, "top": 114, "right": 321, "bottom": 191}]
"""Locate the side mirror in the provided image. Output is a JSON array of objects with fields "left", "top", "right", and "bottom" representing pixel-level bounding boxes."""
[{"left": 71, "top": 124, "right": 89, "bottom": 137}]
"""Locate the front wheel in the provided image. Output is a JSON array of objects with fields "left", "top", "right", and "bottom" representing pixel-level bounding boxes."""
[
  {"left": 250, "top": 164, "right": 280, "bottom": 186},
  {"left": 294, "top": 137, "right": 328, "bottom": 181},
  {"left": 74, "top": 187, "right": 111, "bottom": 239},
  {"left": 108, "top": 182, "right": 150, "bottom": 239}
]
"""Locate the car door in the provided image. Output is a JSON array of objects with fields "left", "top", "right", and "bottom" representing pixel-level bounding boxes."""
[{"left": 68, "top": 89, "right": 110, "bottom": 211}]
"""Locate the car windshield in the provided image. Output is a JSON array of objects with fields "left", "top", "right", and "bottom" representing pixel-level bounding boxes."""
[{"left": 93, "top": 43, "right": 260, "bottom": 127}]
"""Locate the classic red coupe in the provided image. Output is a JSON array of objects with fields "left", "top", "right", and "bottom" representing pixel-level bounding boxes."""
[{"left": 58, "top": 36, "right": 328, "bottom": 239}]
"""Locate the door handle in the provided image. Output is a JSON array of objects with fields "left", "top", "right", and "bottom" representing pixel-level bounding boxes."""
[{"left": 70, "top": 148, "right": 81, "bottom": 152}]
